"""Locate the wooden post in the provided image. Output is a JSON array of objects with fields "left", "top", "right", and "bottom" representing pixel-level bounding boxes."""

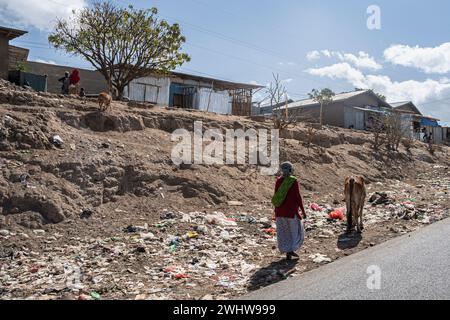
[
  {"left": 320, "top": 102, "right": 323, "bottom": 127},
  {"left": 206, "top": 81, "right": 214, "bottom": 112},
  {"left": 284, "top": 93, "right": 289, "bottom": 120}
]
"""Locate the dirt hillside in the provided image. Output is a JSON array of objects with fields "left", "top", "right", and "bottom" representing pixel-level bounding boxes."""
[{"left": 0, "top": 80, "right": 449, "bottom": 300}]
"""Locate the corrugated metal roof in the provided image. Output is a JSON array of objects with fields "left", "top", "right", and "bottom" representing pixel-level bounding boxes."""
[
  {"left": 354, "top": 107, "right": 389, "bottom": 114},
  {"left": 390, "top": 101, "right": 422, "bottom": 115},
  {"left": 278, "top": 90, "right": 373, "bottom": 110},
  {"left": 171, "top": 71, "right": 264, "bottom": 90},
  {"left": 0, "top": 26, "right": 27, "bottom": 40},
  {"left": 390, "top": 101, "right": 411, "bottom": 108}
]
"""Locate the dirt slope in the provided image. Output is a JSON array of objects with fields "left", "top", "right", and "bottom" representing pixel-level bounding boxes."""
[{"left": 0, "top": 80, "right": 449, "bottom": 300}]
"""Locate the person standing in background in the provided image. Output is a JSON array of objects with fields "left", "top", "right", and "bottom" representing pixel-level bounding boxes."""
[
  {"left": 69, "top": 69, "right": 81, "bottom": 95},
  {"left": 58, "top": 71, "right": 70, "bottom": 95}
]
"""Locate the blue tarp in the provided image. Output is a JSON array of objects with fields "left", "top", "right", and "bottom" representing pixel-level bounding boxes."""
[{"left": 420, "top": 118, "right": 439, "bottom": 127}]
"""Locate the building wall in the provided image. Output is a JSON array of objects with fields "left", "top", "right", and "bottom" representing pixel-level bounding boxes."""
[
  {"left": 0, "top": 36, "right": 9, "bottom": 80},
  {"left": 289, "top": 92, "right": 387, "bottom": 128},
  {"left": 126, "top": 75, "right": 216, "bottom": 107},
  {"left": 291, "top": 102, "right": 345, "bottom": 126},
  {"left": 196, "top": 88, "right": 232, "bottom": 114},
  {"left": 125, "top": 76, "right": 170, "bottom": 105},
  {"left": 8, "top": 46, "right": 29, "bottom": 69},
  {"left": 324, "top": 103, "right": 346, "bottom": 127},
  {"left": 343, "top": 106, "right": 365, "bottom": 129},
  {"left": 344, "top": 93, "right": 382, "bottom": 110},
  {"left": 125, "top": 75, "right": 235, "bottom": 115},
  {"left": 400, "top": 114, "right": 414, "bottom": 138},
  {"left": 26, "top": 61, "right": 108, "bottom": 94},
  {"left": 443, "top": 127, "right": 450, "bottom": 145}
]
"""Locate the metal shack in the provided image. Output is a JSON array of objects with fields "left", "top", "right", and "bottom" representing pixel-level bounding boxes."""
[
  {"left": 276, "top": 90, "right": 392, "bottom": 129},
  {"left": 392, "top": 101, "right": 445, "bottom": 144},
  {"left": 124, "top": 72, "right": 262, "bottom": 116}
]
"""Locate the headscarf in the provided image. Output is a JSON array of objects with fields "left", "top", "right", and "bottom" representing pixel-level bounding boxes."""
[
  {"left": 69, "top": 69, "right": 80, "bottom": 85},
  {"left": 280, "top": 161, "right": 294, "bottom": 177}
]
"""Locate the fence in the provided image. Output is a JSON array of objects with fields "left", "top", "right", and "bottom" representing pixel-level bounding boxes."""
[{"left": 8, "top": 70, "right": 47, "bottom": 92}]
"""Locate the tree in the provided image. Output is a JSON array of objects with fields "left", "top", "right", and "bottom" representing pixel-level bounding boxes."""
[
  {"left": 267, "top": 73, "right": 286, "bottom": 111},
  {"left": 355, "top": 88, "right": 386, "bottom": 102},
  {"left": 375, "top": 92, "right": 387, "bottom": 102},
  {"left": 16, "top": 62, "right": 29, "bottom": 72},
  {"left": 308, "top": 88, "right": 335, "bottom": 127},
  {"left": 266, "top": 73, "right": 296, "bottom": 130},
  {"left": 369, "top": 111, "right": 409, "bottom": 152},
  {"left": 370, "top": 114, "right": 386, "bottom": 151},
  {"left": 384, "top": 112, "right": 407, "bottom": 151},
  {"left": 48, "top": 1, "right": 190, "bottom": 99}
]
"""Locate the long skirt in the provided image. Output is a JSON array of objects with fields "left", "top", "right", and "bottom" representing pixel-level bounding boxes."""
[{"left": 276, "top": 216, "right": 305, "bottom": 254}]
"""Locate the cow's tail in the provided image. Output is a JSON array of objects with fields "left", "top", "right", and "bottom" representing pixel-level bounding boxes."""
[{"left": 348, "top": 178, "right": 355, "bottom": 231}]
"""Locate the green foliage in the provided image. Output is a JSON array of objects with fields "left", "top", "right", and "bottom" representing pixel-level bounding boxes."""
[
  {"left": 308, "top": 88, "right": 335, "bottom": 126},
  {"left": 375, "top": 92, "right": 387, "bottom": 101},
  {"left": 48, "top": 1, "right": 190, "bottom": 99},
  {"left": 308, "top": 88, "right": 335, "bottom": 105},
  {"left": 16, "top": 62, "right": 29, "bottom": 72},
  {"left": 356, "top": 88, "right": 387, "bottom": 101}
]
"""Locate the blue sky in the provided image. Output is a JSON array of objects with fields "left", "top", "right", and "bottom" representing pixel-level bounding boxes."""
[{"left": 1, "top": 0, "right": 450, "bottom": 124}]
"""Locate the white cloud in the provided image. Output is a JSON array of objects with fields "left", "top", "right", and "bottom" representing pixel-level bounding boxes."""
[
  {"left": 384, "top": 43, "right": 450, "bottom": 74},
  {"left": 306, "top": 63, "right": 367, "bottom": 88},
  {"left": 306, "top": 50, "right": 321, "bottom": 61},
  {"left": 34, "top": 58, "right": 56, "bottom": 65},
  {"left": 0, "top": 0, "right": 86, "bottom": 31},
  {"left": 277, "top": 61, "right": 297, "bottom": 66},
  {"left": 282, "top": 78, "right": 293, "bottom": 83},
  {"left": 306, "top": 63, "right": 450, "bottom": 121},
  {"left": 321, "top": 50, "right": 332, "bottom": 58},
  {"left": 306, "top": 50, "right": 382, "bottom": 70},
  {"left": 341, "top": 51, "right": 382, "bottom": 71}
]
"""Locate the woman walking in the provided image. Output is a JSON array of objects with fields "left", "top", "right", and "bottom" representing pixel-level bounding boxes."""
[{"left": 272, "top": 162, "right": 307, "bottom": 260}]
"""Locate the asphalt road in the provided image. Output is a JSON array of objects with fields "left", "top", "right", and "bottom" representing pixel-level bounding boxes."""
[{"left": 243, "top": 218, "right": 450, "bottom": 300}]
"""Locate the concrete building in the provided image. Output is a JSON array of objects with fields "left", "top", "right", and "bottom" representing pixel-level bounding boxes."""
[
  {"left": 277, "top": 90, "right": 392, "bottom": 129},
  {"left": 0, "top": 26, "right": 27, "bottom": 79}
]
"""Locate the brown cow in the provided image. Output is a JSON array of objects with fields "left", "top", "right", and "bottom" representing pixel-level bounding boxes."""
[
  {"left": 98, "top": 92, "right": 112, "bottom": 111},
  {"left": 344, "top": 176, "right": 366, "bottom": 234}
]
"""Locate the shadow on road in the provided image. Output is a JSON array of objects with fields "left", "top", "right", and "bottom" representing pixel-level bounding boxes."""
[
  {"left": 247, "top": 258, "right": 298, "bottom": 292},
  {"left": 337, "top": 232, "right": 362, "bottom": 250}
]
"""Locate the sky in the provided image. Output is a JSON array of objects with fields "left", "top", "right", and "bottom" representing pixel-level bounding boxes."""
[{"left": 1, "top": 0, "right": 450, "bottom": 124}]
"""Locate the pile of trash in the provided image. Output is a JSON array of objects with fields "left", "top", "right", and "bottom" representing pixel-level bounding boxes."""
[
  {"left": 0, "top": 209, "right": 279, "bottom": 300},
  {"left": 1, "top": 163, "right": 448, "bottom": 300},
  {"left": 1, "top": 177, "right": 448, "bottom": 300}
]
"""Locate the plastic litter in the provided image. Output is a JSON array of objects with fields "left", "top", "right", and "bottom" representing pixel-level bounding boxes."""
[
  {"left": 329, "top": 208, "right": 345, "bottom": 220},
  {"left": 50, "top": 135, "right": 64, "bottom": 148},
  {"left": 90, "top": 291, "right": 101, "bottom": 300},
  {"left": 205, "top": 212, "right": 237, "bottom": 227},
  {"left": 186, "top": 231, "right": 198, "bottom": 239},
  {"left": 309, "top": 253, "right": 332, "bottom": 264},
  {"left": 263, "top": 228, "right": 276, "bottom": 236}
]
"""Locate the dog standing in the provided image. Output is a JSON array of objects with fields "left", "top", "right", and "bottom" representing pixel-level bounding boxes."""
[
  {"left": 344, "top": 176, "right": 366, "bottom": 233},
  {"left": 98, "top": 92, "right": 112, "bottom": 111}
]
